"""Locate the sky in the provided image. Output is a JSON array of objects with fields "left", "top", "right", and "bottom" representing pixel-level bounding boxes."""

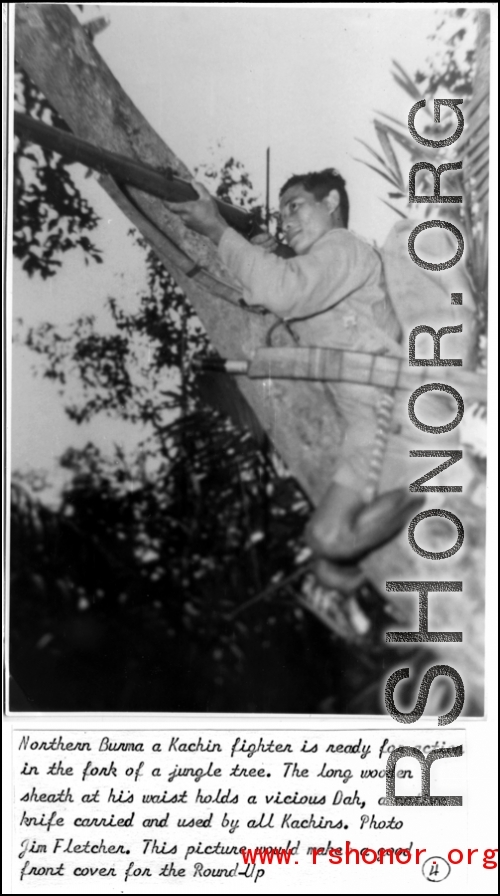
[
  {"left": 9, "top": 4, "right": 481, "bottom": 498},
  {"left": 95, "top": 4, "right": 439, "bottom": 237}
]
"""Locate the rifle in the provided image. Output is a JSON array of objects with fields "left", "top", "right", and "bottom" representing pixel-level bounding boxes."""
[{"left": 14, "top": 112, "right": 293, "bottom": 255}]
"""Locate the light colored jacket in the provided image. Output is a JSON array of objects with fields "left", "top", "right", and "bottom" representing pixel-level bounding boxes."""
[{"left": 218, "top": 226, "right": 402, "bottom": 355}]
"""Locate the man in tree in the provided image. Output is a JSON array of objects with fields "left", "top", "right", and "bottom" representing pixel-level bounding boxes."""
[{"left": 166, "top": 168, "right": 423, "bottom": 592}]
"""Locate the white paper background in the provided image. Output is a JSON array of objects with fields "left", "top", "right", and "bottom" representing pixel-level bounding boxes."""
[{"left": 3, "top": 4, "right": 498, "bottom": 894}]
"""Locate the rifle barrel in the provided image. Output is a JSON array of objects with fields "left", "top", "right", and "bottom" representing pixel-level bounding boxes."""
[{"left": 14, "top": 112, "right": 252, "bottom": 235}]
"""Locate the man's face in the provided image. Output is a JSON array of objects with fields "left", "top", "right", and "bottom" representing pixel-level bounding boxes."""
[{"left": 279, "top": 184, "right": 336, "bottom": 255}]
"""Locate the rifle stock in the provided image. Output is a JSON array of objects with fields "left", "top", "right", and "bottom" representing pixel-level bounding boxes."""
[{"left": 14, "top": 111, "right": 293, "bottom": 255}]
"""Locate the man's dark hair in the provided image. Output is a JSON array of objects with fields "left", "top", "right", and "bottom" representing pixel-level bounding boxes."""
[{"left": 279, "top": 168, "right": 349, "bottom": 228}]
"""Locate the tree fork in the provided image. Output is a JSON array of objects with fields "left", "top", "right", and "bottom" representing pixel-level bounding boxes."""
[
  {"left": 14, "top": 3, "right": 348, "bottom": 506},
  {"left": 12, "top": 4, "right": 486, "bottom": 636}
]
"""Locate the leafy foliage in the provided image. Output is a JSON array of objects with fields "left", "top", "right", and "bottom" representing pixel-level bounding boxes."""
[
  {"left": 12, "top": 93, "right": 394, "bottom": 710},
  {"left": 356, "top": 10, "right": 489, "bottom": 344},
  {"left": 13, "top": 66, "right": 103, "bottom": 278},
  {"left": 13, "top": 16, "right": 487, "bottom": 711},
  {"left": 197, "top": 155, "right": 263, "bottom": 212},
  {"left": 13, "top": 421, "right": 389, "bottom": 712}
]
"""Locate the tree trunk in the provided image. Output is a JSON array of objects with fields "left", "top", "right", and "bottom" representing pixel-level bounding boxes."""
[
  {"left": 14, "top": 6, "right": 487, "bottom": 707},
  {"left": 14, "top": 3, "right": 348, "bottom": 504}
]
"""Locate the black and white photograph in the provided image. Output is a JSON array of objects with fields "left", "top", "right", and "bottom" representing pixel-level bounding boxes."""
[
  {"left": 4, "top": 5, "right": 498, "bottom": 894},
  {"left": 6, "top": 6, "right": 491, "bottom": 718}
]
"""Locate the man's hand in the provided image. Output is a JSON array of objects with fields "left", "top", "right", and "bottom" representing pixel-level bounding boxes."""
[
  {"left": 250, "top": 232, "right": 278, "bottom": 253},
  {"left": 164, "top": 181, "right": 228, "bottom": 245}
]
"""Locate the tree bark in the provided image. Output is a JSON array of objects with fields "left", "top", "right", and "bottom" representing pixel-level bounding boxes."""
[
  {"left": 14, "top": 3, "right": 348, "bottom": 504},
  {"left": 14, "top": 6, "right": 487, "bottom": 700}
]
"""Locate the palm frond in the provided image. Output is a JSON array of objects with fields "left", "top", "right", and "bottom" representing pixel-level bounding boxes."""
[
  {"left": 467, "top": 88, "right": 490, "bottom": 118},
  {"left": 462, "top": 113, "right": 490, "bottom": 150},
  {"left": 462, "top": 94, "right": 489, "bottom": 270},
  {"left": 374, "top": 123, "right": 403, "bottom": 185},
  {"left": 477, "top": 184, "right": 489, "bottom": 206},
  {"left": 391, "top": 61, "right": 426, "bottom": 102},
  {"left": 469, "top": 159, "right": 488, "bottom": 181},
  {"left": 374, "top": 110, "right": 409, "bottom": 128},
  {"left": 373, "top": 118, "right": 416, "bottom": 154},
  {"left": 468, "top": 143, "right": 488, "bottom": 168},
  {"left": 353, "top": 158, "right": 402, "bottom": 190},
  {"left": 391, "top": 75, "right": 423, "bottom": 104},
  {"left": 474, "top": 172, "right": 489, "bottom": 194},
  {"left": 354, "top": 138, "right": 391, "bottom": 171},
  {"left": 380, "top": 199, "right": 408, "bottom": 220},
  {"left": 356, "top": 16, "right": 490, "bottom": 330}
]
